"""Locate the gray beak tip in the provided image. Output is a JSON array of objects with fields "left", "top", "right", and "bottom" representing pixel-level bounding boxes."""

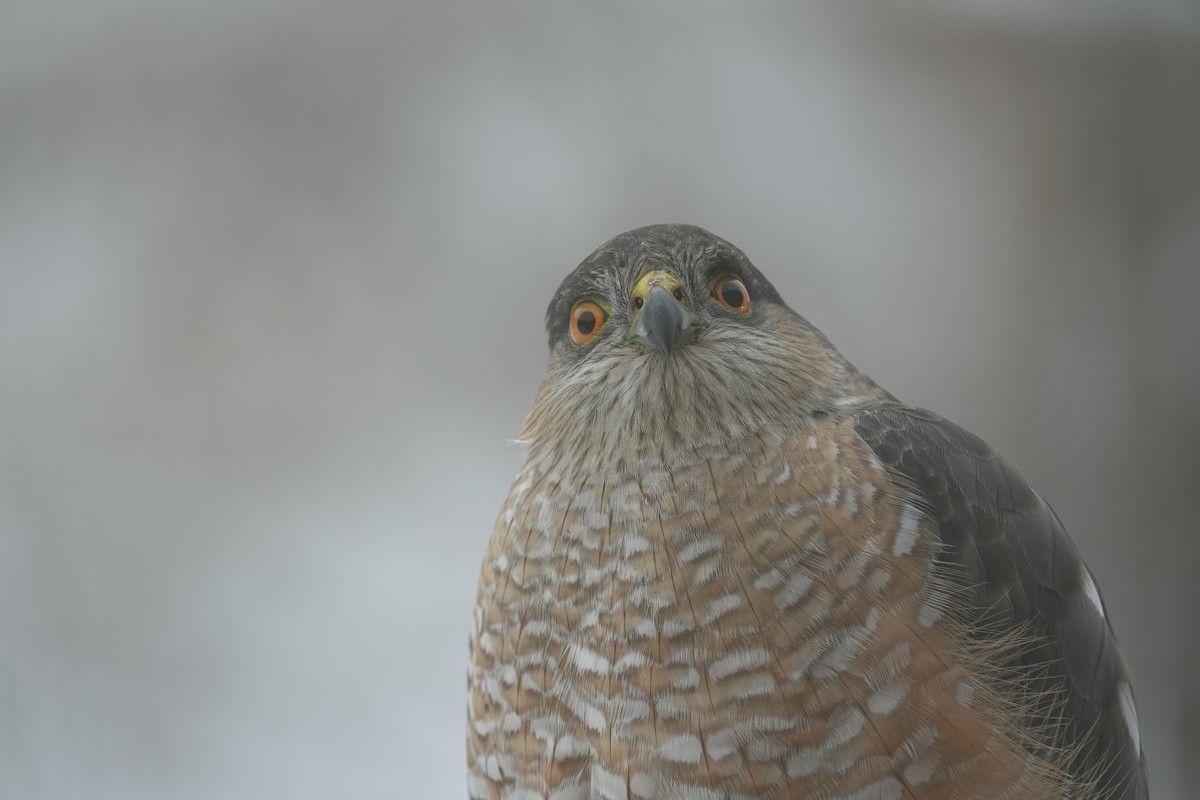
[{"left": 632, "top": 285, "right": 699, "bottom": 353}]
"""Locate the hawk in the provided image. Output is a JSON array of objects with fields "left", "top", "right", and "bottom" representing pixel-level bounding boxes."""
[{"left": 467, "top": 224, "right": 1148, "bottom": 799}]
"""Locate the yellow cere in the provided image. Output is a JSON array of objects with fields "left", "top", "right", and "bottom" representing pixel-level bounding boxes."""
[{"left": 630, "top": 270, "right": 687, "bottom": 306}]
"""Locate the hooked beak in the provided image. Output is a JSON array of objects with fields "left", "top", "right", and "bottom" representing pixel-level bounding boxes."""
[{"left": 629, "top": 272, "right": 701, "bottom": 353}]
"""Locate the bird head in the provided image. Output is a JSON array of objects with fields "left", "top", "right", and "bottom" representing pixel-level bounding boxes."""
[{"left": 517, "top": 224, "right": 882, "bottom": 472}]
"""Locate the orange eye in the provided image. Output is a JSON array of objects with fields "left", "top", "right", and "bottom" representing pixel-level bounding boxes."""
[
  {"left": 569, "top": 301, "right": 607, "bottom": 345},
  {"left": 712, "top": 276, "right": 750, "bottom": 313}
]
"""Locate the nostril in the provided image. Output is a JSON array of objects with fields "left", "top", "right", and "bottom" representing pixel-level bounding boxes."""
[
  {"left": 634, "top": 296, "right": 644, "bottom": 309},
  {"left": 673, "top": 287, "right": 684, "bottom": 301}
]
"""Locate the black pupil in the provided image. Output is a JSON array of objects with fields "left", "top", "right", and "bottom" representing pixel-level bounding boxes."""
[
  {"left": 576, "top": 310, "right": 596, "bottom": 335},
  {"left": 721, "top": 282, "right": 745, "bottom": 308}
]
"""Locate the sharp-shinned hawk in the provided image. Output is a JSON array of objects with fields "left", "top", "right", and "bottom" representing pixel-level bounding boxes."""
[{"left": 467, "top": 224, "right": 1148, "bottom": 799}]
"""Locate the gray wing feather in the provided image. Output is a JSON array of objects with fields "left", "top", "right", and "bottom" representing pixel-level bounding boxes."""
[{"left": 854, "top": 404, "right": 1148, "bottom": 800}]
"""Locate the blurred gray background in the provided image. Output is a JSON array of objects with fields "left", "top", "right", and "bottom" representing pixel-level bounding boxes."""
[{"left": 2, "top": 1, "right": 1197, "bottom": 798}]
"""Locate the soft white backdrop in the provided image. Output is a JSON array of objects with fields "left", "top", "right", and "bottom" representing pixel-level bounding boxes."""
[{"left": 2, "top": 2, "right": 1197, "bottom": 798}]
